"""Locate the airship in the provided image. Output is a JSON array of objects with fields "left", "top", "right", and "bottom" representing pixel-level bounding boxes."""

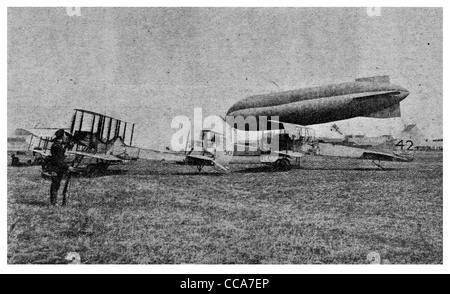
[{"left": 226, "top": 75, "right": 409, "bottom": 128}]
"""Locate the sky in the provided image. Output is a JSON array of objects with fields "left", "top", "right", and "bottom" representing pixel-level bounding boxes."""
[{"left": 7, "top": 7, "right": 443, "bottom": 149}]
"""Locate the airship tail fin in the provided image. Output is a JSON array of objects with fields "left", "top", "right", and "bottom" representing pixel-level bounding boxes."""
[
  {"left": 356, "top": 75, "right": 390, "bottom": 84},
  {"left": 364, "top": 103, "right": 401, "bottom": 118}
]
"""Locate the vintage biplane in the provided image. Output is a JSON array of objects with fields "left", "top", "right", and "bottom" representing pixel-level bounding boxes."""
[
  {"left": 21, "top": 109, "right": 140, "bottom": 176},
  {"left": 256, "top": 121, "right": 414, "bottom": 170},
  {"left": 12, "top": 127, "right": 69, "bottom": 164},
  {"left": 64, "top": 109, "right": 140, "bottom": 176}
]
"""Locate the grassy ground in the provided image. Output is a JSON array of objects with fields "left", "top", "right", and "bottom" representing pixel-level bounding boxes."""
[{"left": 7, "top": 152, "right": 442, "bottom": 264}]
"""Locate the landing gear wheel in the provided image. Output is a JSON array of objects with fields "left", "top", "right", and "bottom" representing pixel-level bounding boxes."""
[
  {"left": 275, "top": 158, "right": 291, "bottom": 170},
  {"left": 35, "top": 157, "right": 44, "bottom": 164},
  {"left": 84, "top": 163, "right": 109, "bottom": 177},
  {"left": 196, "top": 165, "right": 204, "bottom": 173}
]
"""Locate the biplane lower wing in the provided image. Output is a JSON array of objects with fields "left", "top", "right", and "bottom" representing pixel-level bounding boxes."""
[
  {"left": 136, "top": 148, "right": 228, "bottom": 171},
  {"left": 273, "top": 150, "right": 307, "bottom": 158},
  {"left": 187, "top": 154, "right": 215, "bottom": 162},
  {"left": 67, "top": 150, "right": 123, "bottom": 162},
  {"left": 137, "top": 148, "right": 185, "bottom": 162},
  {"left": 359, "top": 150, "right": 414, "bottom": 162}
]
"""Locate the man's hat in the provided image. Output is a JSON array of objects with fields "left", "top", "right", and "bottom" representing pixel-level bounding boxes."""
[{"left": 53, "top": 129, "right": 66, "bottom": 139}]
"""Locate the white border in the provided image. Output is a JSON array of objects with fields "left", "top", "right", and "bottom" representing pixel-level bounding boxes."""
[{"left": 2, "top": 1, "right": 447, "bottom": 275}]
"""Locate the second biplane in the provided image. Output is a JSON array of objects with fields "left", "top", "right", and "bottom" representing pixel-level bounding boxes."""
[{"left": 255, "top": 121, "right": 414, "bottom": 170}]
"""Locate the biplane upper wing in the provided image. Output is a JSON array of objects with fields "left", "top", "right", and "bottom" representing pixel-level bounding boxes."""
[
  {"left": 17, "top": 128, "right": 69, "bottom": 139},
  {"left": 16, "top": 127, "right": 70, "bottom": 155}
]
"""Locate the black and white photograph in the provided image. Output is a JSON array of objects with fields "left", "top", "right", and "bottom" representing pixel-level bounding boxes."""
[{"left": 4, "top": 3, "right": 445, "bottom": 273}]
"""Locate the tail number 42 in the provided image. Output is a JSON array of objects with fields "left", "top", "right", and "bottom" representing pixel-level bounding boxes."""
[{"left": 395, "top": 140, "right": 414, "bottom": 151}]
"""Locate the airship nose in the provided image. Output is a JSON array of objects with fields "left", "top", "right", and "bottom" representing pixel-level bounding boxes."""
[
  {"left": 398, "top": 89, "right": 410, "bottom": 101},
  {"left": 392, "top": 85, "right": 410, "bottom": 102}
]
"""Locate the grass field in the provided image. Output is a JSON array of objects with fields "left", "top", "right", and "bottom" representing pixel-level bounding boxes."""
[{"left": 7, "top": 152, "right": 442, "bottom": 264}]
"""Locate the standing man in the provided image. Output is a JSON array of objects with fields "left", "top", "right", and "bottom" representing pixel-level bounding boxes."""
[
  {"left": 10, "top": 153, "right": 20, "bottom": 166},
  {"left": 48, "top": 129, "right": 72, "bottom": 206}
]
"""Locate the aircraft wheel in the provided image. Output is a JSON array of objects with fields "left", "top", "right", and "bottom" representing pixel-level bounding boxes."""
[
  {"left": 85, "top": 163, "right": 108, "bottom": 177},
  {"left": 275, "top": 158, "right": 291, "bottom": 170},
  {"left": 35, "top": 157, "right": 44, "bottom": 164},
  {"left": 41, "top": 161, "right": 50, "bottom": 172},
  {"left": 84, "top": 164, "right": 97, "bottom": 177}
]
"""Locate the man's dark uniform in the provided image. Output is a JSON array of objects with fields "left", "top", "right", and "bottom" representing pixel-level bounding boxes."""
[
  {"left": 49, "top": 130, "right": 69, "bottom": 206},
  {"left": 11, "top": 154, "right": 20, "bottom": 166}
]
